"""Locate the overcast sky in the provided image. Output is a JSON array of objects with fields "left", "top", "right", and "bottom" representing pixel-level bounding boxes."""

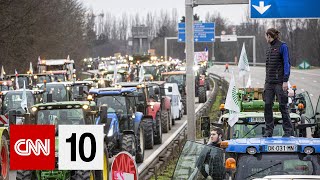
[{"left": 81, "top": 0, "right": 249, "bottom": 25}]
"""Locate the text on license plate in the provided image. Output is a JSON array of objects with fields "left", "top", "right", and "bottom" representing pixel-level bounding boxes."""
[
  {"left": 250, "top": 117, "right": 265, "bottom": 123},
  {"left": 267, "top": 145, "right": 296, "bottom": 152}
]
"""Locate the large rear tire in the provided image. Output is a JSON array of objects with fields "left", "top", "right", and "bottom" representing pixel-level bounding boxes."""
[
  {"left": 135, "top": 125, "right": 145, "bottom": 163},
  {"left": 1, "top": 135, "right": 9, "bottom": 180},
  {"left": 154, "top": 113, "right": 162, "bottom": 145},
  {"left": 161, "top": 111, "right": 170, "bottom": 133},
  {"left": 121, "top": 134, "right": 136, "bottom": 157},
  {"left": 142, "top": 118, "right": 154, "bottom": 149},
  {"left": 198, "top": 86, "right": 206, "bottom": 103}
]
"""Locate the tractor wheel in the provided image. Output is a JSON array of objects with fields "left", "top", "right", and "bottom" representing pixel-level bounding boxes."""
[
  {"left": 206, "top": 78, "right": 210, "bottom": 90},
  {"left": 71, "top": 170, "right": 91, "bottom": 180},
  {"left": 135, "top": 125, "right": 145, "bottom": 163},
  {"left": 142, "top": 118, "right": 154, "bottom": 149},
  {"left": 1, "top": 135, "right": 9, "bottom": 180},
  {"left": 161, "top": 111, "right": 170, "bottom": 133},
  {"left": 121, "top": 134, "right": 136, "bottom": 157},
  {"left": 170, "top": 110, "right": 175, "bottom": 126},
  {"left": 154, "top": 113, "right": 162, "bottom": 145},
  {"left": 182, "top": 97, "right": 187, "bottom": 115},
  {"left": 198, "top": 86, "right": 206, "bottom": 103},
  {"left": 16, "top": 171, "right": 35, "bottom": 180}
]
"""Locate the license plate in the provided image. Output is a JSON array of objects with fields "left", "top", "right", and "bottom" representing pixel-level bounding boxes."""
[
  {"left": 250, "top": 117, "right": 265, "bottom": 123},
  {"left": 267, "top": 145, "right": 296, "bottom": 152}
]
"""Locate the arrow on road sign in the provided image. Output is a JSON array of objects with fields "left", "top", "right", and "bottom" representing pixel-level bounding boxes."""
[{"left": 252, "top": 1, "right": 271, "bottom": 15}]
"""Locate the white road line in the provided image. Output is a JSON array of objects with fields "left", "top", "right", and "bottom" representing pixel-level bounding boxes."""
[
  {"left": 256, "top": 82, "right": 260, "bottom": 84},
  {"left": 301, "top": 89, "right": 305, "bottom": 91},
  {"left": 301, "top": 77, "right": 305, "bottom": 80},
  {"left": 310, "top": 94, "right": 314, "bottom": 97},
  {"left": 314, "top": 80, "right": 317, "bottom": 83}
]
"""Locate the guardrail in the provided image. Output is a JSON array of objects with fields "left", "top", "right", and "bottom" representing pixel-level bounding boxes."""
[
  {"left": 212, "top": 62, "right": 266, "bottom": 66},
  {"left": 138, "top": 73, "right": 225, "bottom": 179}
]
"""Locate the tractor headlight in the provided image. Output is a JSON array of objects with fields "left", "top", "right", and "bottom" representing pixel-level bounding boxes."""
[
  {"left": 246, "top": 147, "right": 257, "bottom": 155},
  {"left": 107, "top": 125, "right": 114, "bottom": 137},
  {"left": 304, "top": 147, "right": 314, "bottom": 155},
  {"left": 83, "top": 104, "right": 89, "bottom": 110},
  {"left": 31, "top": 107, "right": 37, "bottom": 112}
]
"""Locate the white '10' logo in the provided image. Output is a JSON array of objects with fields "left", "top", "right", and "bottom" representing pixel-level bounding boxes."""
[{"left": 14, "top": 139, "right": 50, "bottom": 156}]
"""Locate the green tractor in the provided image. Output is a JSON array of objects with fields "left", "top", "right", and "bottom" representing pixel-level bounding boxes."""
[
  {"left": 16, "top": 101, "right": 109, "bottom": 180},
  {"left": 201, "top": 87, "right": 319, "bottom": 140}
]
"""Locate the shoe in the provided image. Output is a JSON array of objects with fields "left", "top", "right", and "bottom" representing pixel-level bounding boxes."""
[{"left": 263, "top": 132, "right": 273, "bottom": 137}]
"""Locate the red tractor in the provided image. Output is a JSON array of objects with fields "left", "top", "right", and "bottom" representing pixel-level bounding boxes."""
[
  {"left": 118, "top": 82, "right": 163, "bottom": 149},
  {"left": 146, "top": 81, "right": 173, "bottom": 133}
]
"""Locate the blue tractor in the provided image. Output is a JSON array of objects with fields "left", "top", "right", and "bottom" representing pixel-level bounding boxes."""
[{"left": 89, "top": 87, "right": 145, "bottom": 163}]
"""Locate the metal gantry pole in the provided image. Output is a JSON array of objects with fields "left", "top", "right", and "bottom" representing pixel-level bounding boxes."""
[{"left": 185, "top": 0, "right": 196, "bottom": 141}]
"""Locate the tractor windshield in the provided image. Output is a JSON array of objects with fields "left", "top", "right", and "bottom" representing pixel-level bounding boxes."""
[
  {"left": 51, "top": 74, "right": 66, "bottom": 82},
  {"left": 2, "top": 91, "right": 34, "bottom": 114},
  {"left": 37, "top": 108, "right": 85, "bottom": 125},
  {"left": 236, "top": 153, "right": 320, "bottom": 179},
  {"left": 96, "top": 96, "right": 126, "bottom": 114},
  {"left": 44, "top": 84, "right": 68, "bottom": 102},
  {"left": 71, "top": 85, "right": 89, "bottom": 100},
  {"left": 36, "top": 75, "right": 51, "bottom": 84},
  {"left": 231, "top": 123, "right": 284, "bottom": 139},
  {"left": 144, "top": 66, "right": 157, "bottom": 75},
  {"left": 164, "top": 75, "right": 185, "bottom": 86}
]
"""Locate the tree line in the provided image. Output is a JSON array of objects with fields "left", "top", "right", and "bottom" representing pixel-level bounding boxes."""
[{"left": 1, "top": 0, "right": 319, "bottom": 74}]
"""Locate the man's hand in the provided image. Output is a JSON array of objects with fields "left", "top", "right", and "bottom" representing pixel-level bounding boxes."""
[{"left": 283, "top": 82, "right": 288, "bottom": 91}]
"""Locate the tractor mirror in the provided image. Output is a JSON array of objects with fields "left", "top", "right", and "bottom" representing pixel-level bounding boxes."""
[
  {"left": 138, "top": 93, "right": 145, "bottom": 102},
  {"left": 168, "top": 86, "right": 172, "bottom": 92},
  {"left": 47, "top": 93, "right": 53, "bottom": 103},
  {"left": 154, "top": 87, "right": 160, "bottom": 94},
  {"left": 100, "top": 105, "right": 108, "bottom": 124},
  {"left": 79, "top": 86, "right": 84, "bottom": 96},
  {"left": 8, "top": 110, "right": 17, "bottom": 125},
  {"left": 200, "top": 116, "right": 210, "bottom": 137}
]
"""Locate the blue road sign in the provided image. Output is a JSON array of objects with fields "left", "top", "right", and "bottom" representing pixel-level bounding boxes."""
[
  {"left": 178, "top": 23, "right": 215, "bottom": 43},
  {"left": 250, "top": 0, "right": 320, "bottom": 19}
]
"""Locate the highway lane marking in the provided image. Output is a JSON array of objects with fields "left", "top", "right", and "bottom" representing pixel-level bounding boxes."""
[
  {"left": 292, "top": 70, "right": 320, "bottom": 77},
  {"left": 314, "top": 80, "right": 317, "bottom": 83},
  {"left": 301, "top": 77, "right": 305, "bottom": 80},
  {"left": 301, "top": 89, "right": 305, "bottom": 91},
  {"left": 310, "top": 94, "right": 314, "bottom": 97}
]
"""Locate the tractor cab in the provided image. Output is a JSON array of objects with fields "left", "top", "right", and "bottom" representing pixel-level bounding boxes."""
[
  {"left": 0, "top": 89, "right": 44, "bottom": 124},
  {"left": 202, "top": 87, "right": 318, "bottom": 140},
  {"left": 6, "top": 74, "right": 33, "bottom": 90},
  {"left": 0, "top": 80, "right": 13, "bottom": 91},
  {"left": 89, "top": 87, "right": 145, "bottom": 163},
  {"left": 225, "top": 137, "right": 320, "bottom": 179},
  {"left": 39, "top": 82, "right": 70, "bottom": 102},
  {"left": 63, "top": 81, "right": 94, "bottom": 101}
]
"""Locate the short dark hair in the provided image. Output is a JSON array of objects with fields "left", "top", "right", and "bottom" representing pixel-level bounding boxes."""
[
  {"left": 266, "top": 28, "right": 280, "bottom": 39},
  {"left": 211, "top": 126, "right": 223, "bottom": 137}
]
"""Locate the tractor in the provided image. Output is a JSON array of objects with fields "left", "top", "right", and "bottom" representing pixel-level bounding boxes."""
[
  {"left": 16, "top": 100, "right": 109, "bottom": 180},
  {"left": 89, "top": 87, "right": 145, "bottom": 163},
  {"left": 117, "top": 82, "right": 163, "bottom": 149}
]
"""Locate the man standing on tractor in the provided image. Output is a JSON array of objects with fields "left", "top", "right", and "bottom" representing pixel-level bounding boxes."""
[{"left": 263, "top": 28, "right": 293, "bottom": 138}]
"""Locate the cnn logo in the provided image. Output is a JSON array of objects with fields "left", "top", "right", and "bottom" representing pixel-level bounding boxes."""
[
  {"left": 10, "top": 125, "right": 55, "bottom": 170},
  {"left": 14, "top": 139, "right": 50, "bottom": 156}
]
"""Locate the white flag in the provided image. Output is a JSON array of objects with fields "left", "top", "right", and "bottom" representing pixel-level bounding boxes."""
[
  {"left": 15, "top": 69, "right": 19, "bottom": 90},
  {"left": 67, "top": 55, "right": 70, "bottom": 61},
  {"left": 225, "top": 73, "right": 240, "bottom": 127},
  {"left": 0, "top": 65, "right": 4, "bottom": 80},
  {"left": 238, "top": 42, "right": 250, "bottom": 77},
  {"left": 139, "top": 65, "right": 145, "bottom": 83},
  {"left": 21, "top": 81, "right": 28, "bottom": 113},
  {"left": 246, "top": 73, "right": 252, "bottom": 88},
  {"left": 29, "top": 62, "right": 33, "bottom": 74}
]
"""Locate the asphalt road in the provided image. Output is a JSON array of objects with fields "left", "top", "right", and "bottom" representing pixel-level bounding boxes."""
[{"left": 208, "top": 65, "right": 320, "bottom": 111}]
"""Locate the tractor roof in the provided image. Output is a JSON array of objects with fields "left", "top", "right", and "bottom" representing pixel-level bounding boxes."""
[
  {"left": 33, "top": 101, "right": 95, "bottom": 108},
  {"left": 89, "top": 87, "right": 136, "bottom": 95},
  {"left": 161, "top": 71, "right": 186, "bottom": 75}
]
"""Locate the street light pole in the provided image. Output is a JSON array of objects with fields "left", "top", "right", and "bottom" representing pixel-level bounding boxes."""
[{"left": 185, "top": 0, "right": 196, "bottom": 141}]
